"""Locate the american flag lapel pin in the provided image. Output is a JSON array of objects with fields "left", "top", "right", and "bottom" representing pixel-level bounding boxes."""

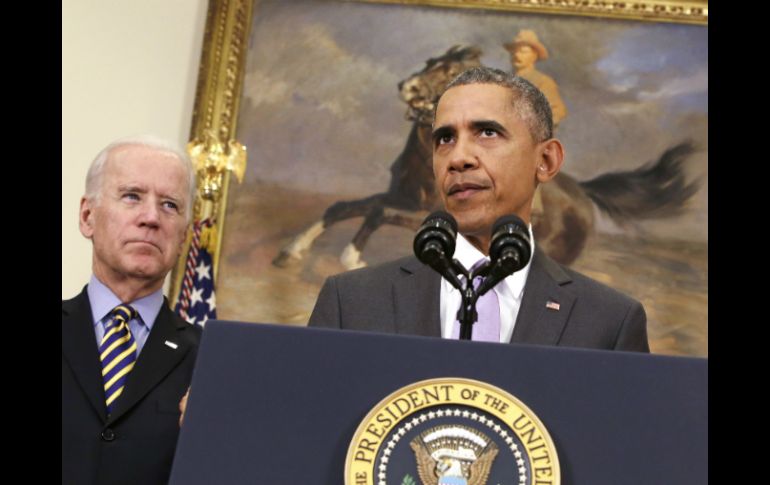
[{"left": 546, "top": 301, "right": 560, "bottom": 311}]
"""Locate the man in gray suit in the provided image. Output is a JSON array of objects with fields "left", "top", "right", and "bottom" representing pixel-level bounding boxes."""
[{"left": 309, "top": 67, "right": 648, "bottom": 352}]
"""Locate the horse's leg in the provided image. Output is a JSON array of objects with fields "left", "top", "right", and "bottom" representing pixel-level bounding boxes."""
[
  {"left": 273, "top": 194, "right": 385, "bottom": 267},
  {"left": 340, "top": 208, "right": 428, "bottom": 269},
  {"left": 340, "top": 207, "right": 385, "bottom": 269},
  {"left": 272, "top": 220, "right": 327, "bottom": 267},
  {"left": 381, "top": 208, "right": 425, "bottom": 231}
]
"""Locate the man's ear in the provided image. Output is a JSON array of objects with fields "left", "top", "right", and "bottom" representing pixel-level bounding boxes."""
[
  {"left": 536, "top": 138, "right": 564, "bottom": 183},
  {"left": 79, "top": 196, "right": 95, "bottom": 239}
]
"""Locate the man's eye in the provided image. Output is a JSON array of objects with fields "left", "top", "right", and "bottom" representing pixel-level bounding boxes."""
[
  {"left": 123, "top": 193, "right": 140, "bottom": 201},
  {"left": 162, "top": 201, "right": 179, "bottom": 211},
  {"left": 480, "top": 128, "right": 498, "bottom": 137},
  {"left": 437, "top": 135, "right": 453, "bottom": 145}
]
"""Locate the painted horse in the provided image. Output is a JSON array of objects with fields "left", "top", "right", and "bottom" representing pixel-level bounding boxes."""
[
  {"left": 273, "top": 45, "right": 482, "bottom": 269},
  {"left": 273, "top": 45, "right": 700, "bottom": 269}
]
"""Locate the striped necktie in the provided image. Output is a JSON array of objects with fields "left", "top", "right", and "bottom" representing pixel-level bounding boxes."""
[{"left": 100, "top": 304, "right": 138, "bottom": 414}]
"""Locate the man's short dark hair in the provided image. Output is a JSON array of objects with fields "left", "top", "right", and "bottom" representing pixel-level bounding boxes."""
[{"left": 438, "top": 66, "right": 554, "bottom": 143}]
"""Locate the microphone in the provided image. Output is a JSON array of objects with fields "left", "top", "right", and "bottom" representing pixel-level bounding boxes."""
[
  {"left": 413, "top": 211, "right": 465, "bottom": 290},
  {"left": 475, "top": 215, "right": 532, "bottom": 296}
]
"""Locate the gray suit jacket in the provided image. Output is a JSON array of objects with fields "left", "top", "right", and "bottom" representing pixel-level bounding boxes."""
[{"left": 309, "top": 249, "right": 649, "bottom": 352}]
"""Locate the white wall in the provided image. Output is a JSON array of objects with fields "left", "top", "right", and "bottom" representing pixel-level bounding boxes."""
[{"left": 62, "top": 0, "right": 208, "bottom": 299}]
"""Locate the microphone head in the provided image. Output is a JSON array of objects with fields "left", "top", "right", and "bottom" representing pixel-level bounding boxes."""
[
  {"left": 422, "top": 210, "right": 458, "bottom": 233},
  {"left": 489, "top": 214, "right": 531, "bottom": 272},
  {"left": 413, "top": 211, "right": 458, "bottom": 265}
]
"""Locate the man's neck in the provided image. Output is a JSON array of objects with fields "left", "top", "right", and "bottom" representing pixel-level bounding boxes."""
[
  {"left": 463, "top": 234, "right": 490, "bottom": 256},
  {"left": 93, "top": 269, "right": 164, "bottom": 303}
]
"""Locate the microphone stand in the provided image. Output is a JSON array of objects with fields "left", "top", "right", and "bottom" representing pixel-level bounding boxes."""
[
  {"left": 457, "top": 284, "right": 478, "bottom": 340},
  {"left": 456, "top": 260, "right": 492, "bottom": 340},
  {"left": 416, "top": 213, "right": 530, "bottom": 341}
]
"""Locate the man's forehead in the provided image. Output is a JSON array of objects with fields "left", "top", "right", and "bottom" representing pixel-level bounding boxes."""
[
  {"left": 103, "top": 145, "right": 186, "bottom": 190},
  {"left": 435, "top": 84, "right": 514, "bottom": 122}
]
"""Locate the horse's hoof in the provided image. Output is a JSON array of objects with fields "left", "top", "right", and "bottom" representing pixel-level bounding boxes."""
[
  {"left": 340, "top": 244, "right": 367, "bottom": 270},
  {"left": 272, "top": 249, "right": 302, "bottom": 268}
]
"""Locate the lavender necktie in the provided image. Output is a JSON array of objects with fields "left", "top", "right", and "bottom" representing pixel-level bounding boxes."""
[{"left": 452, "top": 260, "right": 501, "bottom": 342}]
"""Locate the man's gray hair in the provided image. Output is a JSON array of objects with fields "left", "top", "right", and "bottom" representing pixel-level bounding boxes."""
[
  {"left": 439, "top": 66, "right": 554, "bottom": 143},
  {"left": 85, "top": 135, "right": 197, "bottom": 221}
]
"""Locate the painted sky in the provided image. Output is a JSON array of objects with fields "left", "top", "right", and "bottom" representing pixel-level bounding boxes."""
[{"left": 235, "top": 0, "right": 707, "bottom": 241}]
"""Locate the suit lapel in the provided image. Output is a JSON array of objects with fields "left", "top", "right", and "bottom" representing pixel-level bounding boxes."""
[
  {"left": 511, "top": 249, "right": 576, "bottom": 346},
  {"left": 62, "top": 288, "right": 109, "bottom": 422},
  {"left": 108, "top": 303, "right": 192, "bottom": 423},
  {"left": 393, "top": 258, "right": 442, "bottom": 337}
]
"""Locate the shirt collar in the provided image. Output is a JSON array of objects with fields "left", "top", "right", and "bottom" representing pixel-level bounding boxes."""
[
  {"left": 450, "top": 227, "right": 536, "bottom": 300},
  {"left": 87, "top": 275, "right": 164, "bottom": 330}
]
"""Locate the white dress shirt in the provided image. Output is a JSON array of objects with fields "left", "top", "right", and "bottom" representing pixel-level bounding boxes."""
[{"left": 439, "top": 228, "right": 534, "bottom": 343}]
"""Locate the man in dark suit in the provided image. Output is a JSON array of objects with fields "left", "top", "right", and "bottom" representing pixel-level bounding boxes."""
[
  {"left": 62, "top": 135, "right": 202, "bottom": 484},
  {"left": 310, "top": 67, "right": 648, "bottom": 352}
]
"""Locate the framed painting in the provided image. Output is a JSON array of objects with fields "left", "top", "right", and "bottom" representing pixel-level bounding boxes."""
[{"left": 172, "top": 0, "right": 707, "bottom": 356}]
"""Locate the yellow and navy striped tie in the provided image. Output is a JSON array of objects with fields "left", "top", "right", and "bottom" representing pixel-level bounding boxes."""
[{"left": 100, "top": 304, "right": 138, "bottom": 414}]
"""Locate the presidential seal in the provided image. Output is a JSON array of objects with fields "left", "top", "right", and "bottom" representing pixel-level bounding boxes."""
[{"left": 345, "top": 378, "right": 559, "bottom": 485}]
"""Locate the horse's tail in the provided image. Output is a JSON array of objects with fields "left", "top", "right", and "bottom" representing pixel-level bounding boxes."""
[{"left": 579, "top": 141, "right": 701, "bottom": 225}]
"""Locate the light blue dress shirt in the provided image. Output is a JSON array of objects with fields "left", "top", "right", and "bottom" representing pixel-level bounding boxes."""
[{"left": 87, "top": 275, "right": 163, "bottom": 356}]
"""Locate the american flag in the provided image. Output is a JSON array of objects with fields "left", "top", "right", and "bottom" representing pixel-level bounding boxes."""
[
  {"left": 174, "top": 218, "right": 217, "bottom": 326},
  {"left": 545, "top": 301, "right": 560, "bottom": 311}
]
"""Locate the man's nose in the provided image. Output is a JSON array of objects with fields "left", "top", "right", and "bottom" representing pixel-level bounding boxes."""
[
  {"left": 447, "top": 135, "right": 479, "bottom": 172},
  {"left": 138, "top": 201, "right": 161, "bottom": 227}
]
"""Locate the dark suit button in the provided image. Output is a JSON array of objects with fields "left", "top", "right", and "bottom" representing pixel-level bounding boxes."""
[{"left": 101, "top": 428, "right": 116, "bottom": 441}]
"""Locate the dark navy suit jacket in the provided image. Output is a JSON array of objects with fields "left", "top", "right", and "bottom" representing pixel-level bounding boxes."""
[{"left": 62, "top": 288, "right": 201, "bottom": 485}]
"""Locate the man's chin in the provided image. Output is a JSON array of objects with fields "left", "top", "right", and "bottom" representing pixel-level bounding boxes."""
[
  {"left": 452, "top": 214, "right": 491, "bottom": 238},
  {"left": 123, "top": 259, "right": 168, "bottom": 281}
]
